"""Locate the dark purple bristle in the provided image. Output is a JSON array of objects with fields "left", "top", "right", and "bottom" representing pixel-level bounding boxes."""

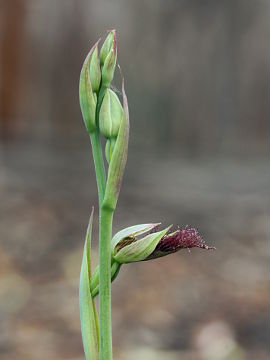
[{"left": 149, "top": 226, "right": 215, "bottom": 259}]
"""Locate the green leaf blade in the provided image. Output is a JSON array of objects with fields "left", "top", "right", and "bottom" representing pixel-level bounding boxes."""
[{"left": 79, "top": 208, "right": 99, "bottom": 360}]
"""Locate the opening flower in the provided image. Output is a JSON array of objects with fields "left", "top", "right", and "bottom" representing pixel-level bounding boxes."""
[{"left": 112, "top": 223, "right": 215, "bottom": 264}]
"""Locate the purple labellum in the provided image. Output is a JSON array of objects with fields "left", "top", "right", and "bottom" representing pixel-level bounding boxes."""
[{"left": 146, "top": 226, "right": 215, "bottom": 260}]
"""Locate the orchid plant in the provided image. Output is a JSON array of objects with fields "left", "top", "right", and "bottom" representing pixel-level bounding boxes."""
[{"left": 79, "top": 30, "right": 214, "bottom": 360}]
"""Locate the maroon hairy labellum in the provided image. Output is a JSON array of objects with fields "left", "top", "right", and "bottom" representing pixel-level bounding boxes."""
[{"left": 146, "top": 226, "right": 215, "bottom": 260}]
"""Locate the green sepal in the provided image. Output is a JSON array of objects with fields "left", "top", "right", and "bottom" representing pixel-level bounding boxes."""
[
  {"left": 79, "top": 208, "right": 99, "bottom": 360},
  {"left": 102, "top": 80, "right": 129, "bottom": 211},
  {"left": 113, "top": 226, "right": 171, "bottom": 264},
  {"left": 111, "top": 223, "right": 160, "bottom": 253},
  {"left": 79, "top": 41, "right": 99, "bottom": 133}
]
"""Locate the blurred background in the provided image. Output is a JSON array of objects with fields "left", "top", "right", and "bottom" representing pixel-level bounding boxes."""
[{"left": 1, "top": 0, "right": 270, "bottom": 359}]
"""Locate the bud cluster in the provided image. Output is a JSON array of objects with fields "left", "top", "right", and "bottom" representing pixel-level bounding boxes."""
[{"left": 79, "top": 30, "right": 120, "bottom": 147}]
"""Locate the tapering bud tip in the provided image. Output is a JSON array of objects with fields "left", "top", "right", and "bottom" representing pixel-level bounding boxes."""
[
  {"left": 100, "top": 30, "right": 117, "bottom": 65},
  {"left": 100, "top": 30, "right": 117, "bottom": 88}
]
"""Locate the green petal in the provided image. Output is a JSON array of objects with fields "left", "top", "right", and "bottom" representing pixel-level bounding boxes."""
[
  {"left": 79, "top": 208, "right": 99, "bottom": 360},
  {"left": 113, "top": 226, "right": 171, "bottom": 264}
]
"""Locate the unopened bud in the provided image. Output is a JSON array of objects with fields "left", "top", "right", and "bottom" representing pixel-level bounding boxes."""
[
  {"left": 100, "top": 31, "right": 117, "bottom": 88},
  {"left": 100, "top": 30, "right": 116, "bottom": 66},
  {"left": 79, "top": 43, "right": 99, "bottom": 133},
  {"left": 102, "top": 81, "right": 129, "bottom": 212},
  {"left": 99, "top": 89, "right": 122, "bottom": 139},
  {"left": 89, "top": 47, "right": 101, "bottom": 93},
  {"left": 102, "top": 49, "right": 117, "bottom": 88}
]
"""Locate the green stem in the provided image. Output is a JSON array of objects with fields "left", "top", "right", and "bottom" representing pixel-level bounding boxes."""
[
  {"left": 90, "top": 130, "right": 106, "bottom": 207},
  {"left": 90, "top": 84, "right": 114, "bottom": 360},
  {"left": 99, "top": 204, "right": 114, "bottom": 360},
  {"left": 90, "top": 261, "right": 121, "bottom": 298}
]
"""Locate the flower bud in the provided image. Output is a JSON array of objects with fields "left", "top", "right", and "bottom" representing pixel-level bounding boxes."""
[
  {"left": 89, "top": 46, "right": 101, "bottom": 93},
  {"left": 99, "top": 30, "right": 116, "bottom": 66},
  {"left": 79, "top": 42, "right": 99, "bottom": 133},
  {"left": 99, "top": 89, "right": 122, "bottom": 139},
  {"left": 101, "top": 49, "right": 117, "bottom": 88},
  {"left": 100, "top": 31, "right": 117, "bottom": 88},
  {"left": 102, "top": 81, "right": 129, "bottom": 212}
]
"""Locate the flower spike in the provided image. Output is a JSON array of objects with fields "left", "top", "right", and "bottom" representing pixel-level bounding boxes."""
[{"left": 78, "top": 31, "right": 215, "bottom": 359}]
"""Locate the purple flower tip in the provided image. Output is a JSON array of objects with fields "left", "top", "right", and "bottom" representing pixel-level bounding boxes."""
[{"left": 147, "top": 226, "right": 215, "bottom": 260}]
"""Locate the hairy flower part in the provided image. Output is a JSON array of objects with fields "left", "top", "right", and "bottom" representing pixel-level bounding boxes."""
[{"left": 147, "top": 226, "right": 215, "bottom": 260}]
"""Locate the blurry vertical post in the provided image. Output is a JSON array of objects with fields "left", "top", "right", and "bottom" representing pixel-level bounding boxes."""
[{"left": 0, "top": 0, "right": 26, "bottom": 139}]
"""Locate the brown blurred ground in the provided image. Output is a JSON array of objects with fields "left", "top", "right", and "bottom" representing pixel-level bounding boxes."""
[{"left": 0, "top": 1, "right": 270, "bottom": 359}]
